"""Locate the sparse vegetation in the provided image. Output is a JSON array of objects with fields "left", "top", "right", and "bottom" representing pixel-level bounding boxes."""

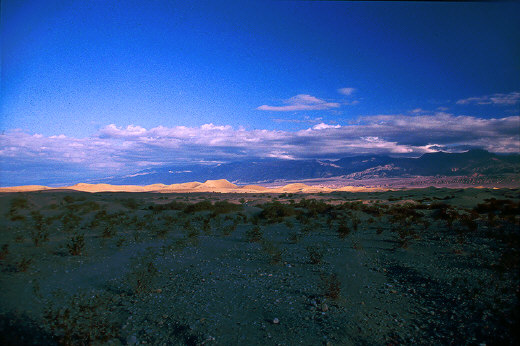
[
  {"left": 67, "top": 233, "right": 85, "bottom": 256},
  {"left": 320, "top": 272, "right": 341, "bottom": 300},
  {"left": 307, "top": 244, "right": 324, "bottom": 264},
  {"left": 246, "top": 226, "right": 263, "bottom": 242},
  {"left": 0, "top": 189, "right": 519, "bottom": 345}
]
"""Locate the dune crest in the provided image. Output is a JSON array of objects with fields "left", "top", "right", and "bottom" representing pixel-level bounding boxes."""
[{"left": 0, "top": 179, "right": 384, "bottom": 193}]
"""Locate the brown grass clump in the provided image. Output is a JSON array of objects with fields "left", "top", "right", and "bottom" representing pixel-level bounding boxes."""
[{"left": 320, "top": 273, "right": 341, "bottom": 300}]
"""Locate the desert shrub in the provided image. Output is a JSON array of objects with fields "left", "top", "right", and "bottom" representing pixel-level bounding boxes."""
[
  {"left": 16, "top": 256, "right": 33, "bottom": 272},
  {"left": 43, "top": 290, "right": 121, "bottom": 344},
  {"left": 67, "top": 233, "right": 85, "bottom": 256},
  {"left": 0, "top": 244, "right": 9, "bottom": 260},
  {"left": 337, "top": 224, "right": 351, "bottom": 239},
  {"left": 181, "top": 200, "right": 242, "bottom": 215},
  {"left": 126, "top": 249, "right": 159, "bottom": 294},
  {"left": 288, "top": 231, "right": 302, "bottom": 244},
  {"left": 153, "top": 226, "right": 168, "bottom": 238},
  {"left": 202, "top": 218, "right": 211, "bottom": 234},
  {"left": 211, "top": 201, "right": 242, "bottom": 215},
  {"left": 351, "top": 214, "right": 361, "bottom": 231},
  {"left": 101, "top": 224, "right": 116, "bottom": 238},
  {"left": 261, "top": 240, "right": 283, "bottom": 265},
  {"left": 395, "top": 227, "right": 417, "bottom": 249},
  {"left": 352, "top": 239, "right": 363, "bottom": 250},
  {"left": 221, "top": 223, "right": 236, "bottom": 236},
  {"left": 320, "top": 273, "right": 341, "bottom": 299},
  {"left": 296, "top": 199, "right": 332, "bottom": 216},
  {"left": 307, "top": 245, "right": 324, "bottom": 264},
  {"left": 183, "top": 200, "right": 212, "bottom": 213},
  {"left": 246, "top": 226, "right": 263, "bottom": 242},
  {"left": 11, "top": 196, "right": 29, "bottom": 209},
  {"left": 388, "top": 204, "right": 423, "bottom": 225},
  {"left": 72, "top": 201, "right": 100, "bottom": 213},
  {"left": 120, "top": 198, "right": 140, "bottom": 210},
  {"left": 30, "top": 211, "right": 50, "bottom": 246},
  {"left": 61, "top": 211, "right": 82, "bottom": 232},
  {"left": 116, "top": 237, "right": 125, "bottom": 247},
  {"left": 31, "top": 226, "right": 49, "bottom": 247},
  {"left": 260, "top": 201, "right": 296, "bottom": 222}
]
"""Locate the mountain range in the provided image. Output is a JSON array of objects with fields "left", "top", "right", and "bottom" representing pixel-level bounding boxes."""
[{"left": 99, "top": 149, "right": 519, "bottom": 186}]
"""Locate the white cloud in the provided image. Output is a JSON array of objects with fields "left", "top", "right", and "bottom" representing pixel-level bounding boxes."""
[
  {"left": 257, "top": 94, "right": 340, "bottom": 111},
  {"left": 456, "top": 91, "right": 520, "bottom": 105},
  {"left": 1, "top": 114, "right": 519, "bottom": 184},
  {"left": 312, "top": 123, "right": 341, "bottom": 130},
  {"left": 338, "top": 87, "right": 355, "bottom": 96}
]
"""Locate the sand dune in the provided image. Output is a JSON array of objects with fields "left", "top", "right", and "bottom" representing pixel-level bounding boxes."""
[
  {"left": 0, "top": 185, "right": 51, "bottom": 192},
  {"left": 0, "top": 179, "right": 384, "bottom": 194}
]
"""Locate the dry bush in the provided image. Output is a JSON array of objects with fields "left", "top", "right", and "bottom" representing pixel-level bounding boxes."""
[
  {"left": 126, "top": 250, "right": 159, "bottom": 294},
  {"left": 0, "top": 244, "right": 9, "bottom": 260},
  {"left": 43, "top": 290, "right": 121, "bottom": 344},
  {"left": 306, "top": 245, "right": 324, "bottom": 264},
  {"left": 67, "top": 233, "right": 85, "bottom": 256},
  {"left": 246, "top": 226, "right": 263, "bottom": 242},
  {"left": 337, "top": 224, "right": 351, "bottom": 239},
  {"left": 320, "top": 273, "right": 341, "bottom": 300},
  {"left": 261, "top": 240, "right": 283, "bottom": 265}
]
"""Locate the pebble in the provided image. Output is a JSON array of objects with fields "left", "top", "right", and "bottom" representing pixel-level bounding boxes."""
[
  {"left": 126, "top": 335, "right": 138, "bottom": 345},
  {"left": 273, "top": 318, "right": 280, "bottom": 324},
  {"left": 321, "top": 303, "right": 329, "bottom": 312}
]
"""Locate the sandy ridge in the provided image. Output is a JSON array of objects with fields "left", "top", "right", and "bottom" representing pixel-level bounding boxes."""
[{"left": 0, "top": 179, "right": 381, "bottom": 193}]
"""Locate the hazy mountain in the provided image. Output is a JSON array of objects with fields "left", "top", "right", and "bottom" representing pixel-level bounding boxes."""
[{"left": 100, "top": 150, "right": 520, "bottom": 185}]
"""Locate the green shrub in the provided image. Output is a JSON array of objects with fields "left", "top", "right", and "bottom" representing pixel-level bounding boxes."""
[{"left": 260, "top": 201, "right": 296, "bottom": 222}]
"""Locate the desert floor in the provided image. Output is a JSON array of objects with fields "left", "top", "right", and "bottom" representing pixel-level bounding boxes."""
[{"left": 0, "top": 188, "right": 519, "bottom": 345}]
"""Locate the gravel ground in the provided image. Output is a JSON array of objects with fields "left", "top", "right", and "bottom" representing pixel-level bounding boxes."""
[{"left": 0, "top": 188, "right": 518, "bottom": 345}]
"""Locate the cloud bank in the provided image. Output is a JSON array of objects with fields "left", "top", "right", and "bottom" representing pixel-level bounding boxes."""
[
  {"left": 1, "top": 113, "right": 519, "bottom": 185},
  {"left": 456, "top": 91, "right": 520, "bottom": 105}
]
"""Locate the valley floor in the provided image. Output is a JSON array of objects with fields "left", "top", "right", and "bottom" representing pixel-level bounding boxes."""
[{"left": 0, "top": 188, "right": 519, "bottom": 345}]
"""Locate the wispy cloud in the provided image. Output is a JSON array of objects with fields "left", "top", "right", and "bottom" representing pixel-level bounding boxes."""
[
  {"left": 271, "top": 116, "right": 323, "bottom": 124},
  {"left": 257, "top": 94, "right": 340, "bottom": 111},
  {"left": 1, "top": 113, "right": 519, "bottom": 185},
  {"left": 456, "top": 91, "right": 520, "bottom": 105},
  {"left": 338, "top": 87, "right": 355, "bottom": 96}
]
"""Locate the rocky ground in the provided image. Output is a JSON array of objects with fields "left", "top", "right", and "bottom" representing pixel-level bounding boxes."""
[{"left": 0, "top": 188, "right": 519, "bottom": 345}]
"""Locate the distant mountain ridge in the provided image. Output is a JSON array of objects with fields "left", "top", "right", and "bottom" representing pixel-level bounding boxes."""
[{"left": 99, "top": 149, "right": 520, "bottom": 185}]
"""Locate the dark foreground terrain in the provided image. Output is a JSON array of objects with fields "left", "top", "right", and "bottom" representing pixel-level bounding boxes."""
[{"left": 0, "top": 188, "right": 519, "bottom": 345}]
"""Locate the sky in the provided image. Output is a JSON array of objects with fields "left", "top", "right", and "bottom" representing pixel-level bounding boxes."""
[{"left": 1, "top": 0, "right": 519, "bottom": 186}]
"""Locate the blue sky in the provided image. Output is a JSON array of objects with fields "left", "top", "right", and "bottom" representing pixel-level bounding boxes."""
[{"left": 1, "top": 0, "right": 519, "bottom": 185}]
